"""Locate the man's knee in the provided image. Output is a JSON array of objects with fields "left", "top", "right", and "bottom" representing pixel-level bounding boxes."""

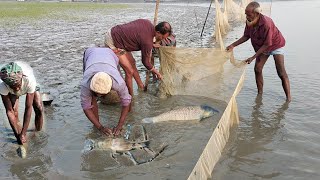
[
  {"left": 123, "top": 68, "right": 134, "bottom": 77},
  {"left": 275, "top": 62, "right": 288, "bottom": 80},
  {"left": 119, "top": 58, "right": 135, "bottom": 77},
  {"left": 277, "top": 70, "right": 288, "bottom": 80}
]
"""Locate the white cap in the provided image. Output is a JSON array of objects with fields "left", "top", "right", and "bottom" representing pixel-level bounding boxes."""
[{"left": 90, "top": 72, "right": 112, "bottom": 94}]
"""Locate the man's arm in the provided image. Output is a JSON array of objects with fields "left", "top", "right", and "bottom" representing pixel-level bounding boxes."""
[
  {"left": 112, "top": 82, "right": 131, "bottom": 135},
  {"left": 83, "top": 96, "right": 102, "bottom": 130},
  {"left": 113, "top": 105, "right": 130, "bottom": 136},
  {"left": 141, "top": 46, "right": 163, "bottom": 80},
  {"left": 19, "top": 93, "right": 35, "bottom": 143},
  {"left": 226, "top": 36, "right": 250, "bottom": 51},
  {"left": 245, "top": 21, "right": 275, "bottom": 64},
  {"left": 83, "top": 96, "right": 112, "bottom": 135},
  {"left": 1, "top": 95, "right": 21, "bottom": 143},
  {"left": 83, "top": 108, "right": 101, "bottom": 131},
  {"left": 245, "top": 44, "right": 269, "bottom": 64}
]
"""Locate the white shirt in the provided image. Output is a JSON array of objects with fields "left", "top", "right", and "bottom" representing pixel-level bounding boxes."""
[{"left": 0, "top": 62, "right": 37, "bottom": 96}]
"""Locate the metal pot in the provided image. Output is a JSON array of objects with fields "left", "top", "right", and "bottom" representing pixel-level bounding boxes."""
[{"left": 41, "top": 92, "right": 54, "bottom": 106}]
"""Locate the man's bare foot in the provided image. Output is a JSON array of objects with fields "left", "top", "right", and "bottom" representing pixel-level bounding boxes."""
[
  {"left": 286, "top": 97, "right": 291, "bottom": 102},
  {"left": 19, "top": 134, "right": 27, "bottom": 144}
]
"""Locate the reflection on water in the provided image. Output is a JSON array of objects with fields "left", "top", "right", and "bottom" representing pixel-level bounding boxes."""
[
  {"left": 213, "top": 95, "right": 290, "bottom": 179},
  {"left": 213, "top": 1, "right": 320, "bottom": 179},
  {"left": 239, "top": 95, "right": 288, "bottom": 157},
  {"left": 248, "top": 95, "right": 289, "bottom": 151}
]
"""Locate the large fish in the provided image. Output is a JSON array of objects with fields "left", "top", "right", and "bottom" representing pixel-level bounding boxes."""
[
  {"left": 83, "top": 125, "right": 149, "bottom": 153},
  {"left": 142, "top": 105, "right": 219, "bottom": 123},
  {"left": 83, "top": 138, "right": 167, "bottom": 165},
  {"left": 83, "top": 138, "right": 145, "bottom": 153},
  {"left": 82, "top": 125, "right": 167, "bottom": 165}
]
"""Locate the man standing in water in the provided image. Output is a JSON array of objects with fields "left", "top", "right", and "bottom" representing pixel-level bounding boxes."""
[
  {"left": 226, "top": 1, "right": 291, "bottom": 101},
  {"left": 0, "top": 62, "right": 43, "bottom": 144},
  {"left": 81, "top": 47, "right": 131, "bottom": 136},
  {"left": 104, "top": 19, "right": 172, "bottom": 96}
]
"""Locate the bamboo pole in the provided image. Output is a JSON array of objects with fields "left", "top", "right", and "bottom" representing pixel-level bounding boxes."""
[
  {"left": 153, "top": 0, "right": 160, "bottom": 25},
  {"left": 200, "top": 0, "right": 213, "bottom": 37},
  {"left": 144, "top": 0, "right": 160, "bottom": 91}
]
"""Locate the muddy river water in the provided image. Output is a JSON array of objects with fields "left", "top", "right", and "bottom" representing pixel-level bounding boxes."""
[{"left": 1, "top": 1, "right": 319, "bottom": 179}]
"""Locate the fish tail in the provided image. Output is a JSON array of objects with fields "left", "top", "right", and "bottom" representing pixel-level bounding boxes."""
[
  {"left": 142, "top": 117, "right": 155, "bottom": 123},
  {"left": 17, "top": 145, "right": 27, "bottom": 159},
  {"left": 82, "top": 139, "right": 95, "bottom": 153}
]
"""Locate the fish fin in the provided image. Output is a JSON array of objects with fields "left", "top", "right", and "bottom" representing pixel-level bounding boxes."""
[
  {"left": 201, "top": 105, "right": 219, "bottom": 114},
  {"left": 142, "top": 118, "right": 154, "bottom": 123},
  {"left": 200, "top": 105, "right": 219, "bottom": 120}
]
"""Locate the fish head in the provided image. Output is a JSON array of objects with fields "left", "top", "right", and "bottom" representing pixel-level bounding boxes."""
[{"left": 200, "top": 105, "right": 219, "bottom": 119}]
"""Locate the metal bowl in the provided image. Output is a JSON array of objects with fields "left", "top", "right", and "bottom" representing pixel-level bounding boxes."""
[{"left": 41, "top": 92, "right": 54, "bottom": 106}]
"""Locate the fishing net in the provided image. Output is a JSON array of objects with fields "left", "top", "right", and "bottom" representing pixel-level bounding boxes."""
[
  {"left": 157, "top": 46, "right": 246, "bottom": 179},
  {"left": 158, "top": 0, "right": 272, "bottom": 100},
  {"left": 156, "top": 0, "right": 272, "bottom": 179},
  {"left": 158, "top": 47, "right": 245, "bottom": 101}
]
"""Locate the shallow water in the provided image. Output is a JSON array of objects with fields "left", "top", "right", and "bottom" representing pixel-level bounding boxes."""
[
  {"left": 0, "top": 2, "right": 226, "bottom": 179},
  {"left": 213, "top": 0, "right": 320, "bottom": 179},
  {"left": 0, "top": 0, "right": 318, "bottom": 179}
]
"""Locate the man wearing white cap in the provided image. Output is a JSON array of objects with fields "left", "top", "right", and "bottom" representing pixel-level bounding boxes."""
[{"left": 80, "top": 47, "right": 131, "bottom": 136}]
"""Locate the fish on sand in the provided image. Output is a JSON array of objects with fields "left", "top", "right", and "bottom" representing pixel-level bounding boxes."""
[
  {"left": 142, "top": 105, "right": 219, "bottom": 123},
  {"left": 83, "top": 138, "right": 145, "bottom": 153},
  {"left": 82, "top": 125, "right": 167, "bottom": 165},
  {"left": 83, "top": 125, "right": 149, "bottom": 153}
]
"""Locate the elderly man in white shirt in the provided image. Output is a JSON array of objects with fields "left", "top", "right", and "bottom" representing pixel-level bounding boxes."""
[{"left": 0, "top": 62, "right": 43, "bottom": 144}]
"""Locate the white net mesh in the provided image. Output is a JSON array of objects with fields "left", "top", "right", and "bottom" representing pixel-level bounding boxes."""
[
  {"left": 158, "top": 46, "right": 246, "bottom": 102},
  {"left": 158, "top": 0, "right": 272, "bottom": 100}
]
